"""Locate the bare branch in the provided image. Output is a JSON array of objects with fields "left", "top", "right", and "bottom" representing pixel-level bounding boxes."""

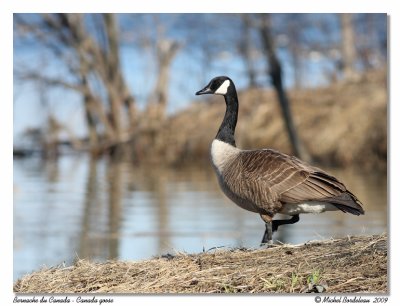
[{"left": 18, "top": 70, "right": 86, "bottom": 93}]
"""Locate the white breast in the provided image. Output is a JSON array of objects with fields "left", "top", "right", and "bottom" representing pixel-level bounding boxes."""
[
  {"left": 280, "top": 202, "right": 338, "bottom": 216},
  {"left": 210, "top": 139, "right": 260, "bottom": 213},
  {"left": 210, "top": 139, "right": 240, "bottom": 174}
]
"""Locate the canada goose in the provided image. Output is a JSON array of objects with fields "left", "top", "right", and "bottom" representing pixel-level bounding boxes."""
[{"left": 196, "top": 76, "right": 364, "bottom": 245}]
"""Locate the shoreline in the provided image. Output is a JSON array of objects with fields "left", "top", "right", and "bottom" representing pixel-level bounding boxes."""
[{"left": 14, "top": 234, "right": 387, "bottom": 294}]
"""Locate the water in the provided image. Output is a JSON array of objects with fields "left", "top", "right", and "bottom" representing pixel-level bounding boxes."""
[{"left": 13, "top": 155, "right": 387, "bottom": 280}]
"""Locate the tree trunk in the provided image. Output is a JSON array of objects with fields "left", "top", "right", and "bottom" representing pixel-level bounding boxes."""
[
  {"left": 103, "top": 14, "right": 137, "bottom": 139},
  {"left": 259, "top": 14, "right": 311, "bottom": 162},
  {"left": 84, "top": 96, "right": 99, "bottom": 148},
  {"left": 239, "top": 14, "right": 257, "bottom": 88},
  {"left": 287, "top": 18, "right": 302, "bottom": 89},
  {"left": 340, "top": 14, "right": 357, "bottom": 80},
  {"left": 103, "top": 14, "right": 124, "bottom": 142},
  {"left": 147, "top": 39, "right": 180, "bottom": 124}
]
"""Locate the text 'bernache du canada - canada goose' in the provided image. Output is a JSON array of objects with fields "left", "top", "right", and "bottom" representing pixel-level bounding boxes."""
[{"left": 196, "top": 76, "right": 364, "bottom": 246}]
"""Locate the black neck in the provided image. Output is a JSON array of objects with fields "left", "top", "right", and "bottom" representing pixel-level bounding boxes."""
[{"left": 215, "top": 87, "right": 238, "bottom": 146}]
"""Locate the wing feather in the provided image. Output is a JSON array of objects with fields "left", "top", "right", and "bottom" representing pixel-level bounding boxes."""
[{"left": 224, "top": 149, "right": 364, "bottom": 215}]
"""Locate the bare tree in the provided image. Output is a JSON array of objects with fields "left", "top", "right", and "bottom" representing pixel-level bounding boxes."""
[
  {"left": 355, "top": 14, "right": 387, "bottom": 72},
  {"left": 340, "top": 14, "right": 357, "bottom": 80},
  {"left": 286, "top": 15, "right": 304, "bottom": 89},
  {"left": 14, "top": 13, "right": 137, "bottom": 153},
  {"left": 258, "top": 14, "right": 311, "bottom": 161},
  {"left": 99, "top": 14, "right": 137, "bottom": 137},
  {"left": 238, "top": 14, "right": 258, "bottom": 88},
  {"left": 148, "top": 39, "right": 180, "bottom": 122},
  {"left": 142, "top": 17, "right": 181, "bottom": 132}
]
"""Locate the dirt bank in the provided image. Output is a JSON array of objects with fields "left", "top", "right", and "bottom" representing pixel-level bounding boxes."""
[{"left": 14, "top": 234, "right": 387, "bottom": 294}]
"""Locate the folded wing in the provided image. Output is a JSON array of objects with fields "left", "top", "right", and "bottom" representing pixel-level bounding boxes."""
[{"left": 238, "top": 149, "right": 364, "bottom": 215}]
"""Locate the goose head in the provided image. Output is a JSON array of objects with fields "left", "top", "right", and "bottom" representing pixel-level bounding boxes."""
[{"left": 196, "top": 76, "right": 234, "bottom": 96}]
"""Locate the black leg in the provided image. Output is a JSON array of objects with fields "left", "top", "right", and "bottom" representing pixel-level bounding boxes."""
[
  {"left": 261, "top": 221, "right": 273, "bottom": 245},
  {"left": 272, "top": 214, "right": 300, "bottom": 232}
]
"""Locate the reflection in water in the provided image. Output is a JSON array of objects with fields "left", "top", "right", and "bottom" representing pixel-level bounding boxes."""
[
  {"left": 13, "top": 156, "right": 387, "bottom": 280},
  {"left": 107, "top": 160, "right": 122, "bottom": 259},
  {"left": 78, "top": 159, "right": 124, "bottom": 260}
]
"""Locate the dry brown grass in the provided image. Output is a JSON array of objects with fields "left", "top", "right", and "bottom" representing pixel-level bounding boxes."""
[
  {"left": 14, "top": 234, "right": 387, "bottom": 294},
  {"left": 154, "top": 70, "right": 387, "bottom": 170}
]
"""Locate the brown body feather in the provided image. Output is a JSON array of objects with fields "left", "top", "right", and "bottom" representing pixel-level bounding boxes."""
[{"left": 221, "top": 148, "right": 364, "bottom": 217}]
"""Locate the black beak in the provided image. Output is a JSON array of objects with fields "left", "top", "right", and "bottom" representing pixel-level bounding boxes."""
[{"left": 196, "top": 86, "right": 212, "bottom": 95}]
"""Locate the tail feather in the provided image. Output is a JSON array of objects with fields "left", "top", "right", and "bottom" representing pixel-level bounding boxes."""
[{"left": 320, "top": 192, "right": 365, "bottom": 215}]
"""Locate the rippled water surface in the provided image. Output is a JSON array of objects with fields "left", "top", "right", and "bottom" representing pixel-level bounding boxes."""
[{"left": 13, "top": 155, "right": 387, "bottom": 280}]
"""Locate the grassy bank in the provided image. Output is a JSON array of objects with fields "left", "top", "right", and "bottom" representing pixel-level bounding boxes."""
[
  {"left": 14, "top": 234, "right": 387, "bottom": 294},
  {"left": 148, "top": 70, "right": 386, "bottom": 170}
]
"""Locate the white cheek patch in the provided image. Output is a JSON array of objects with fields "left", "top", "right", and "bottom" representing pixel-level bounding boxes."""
[{"left": 215, "top": 80, "right": 230, "bottom": 95}]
